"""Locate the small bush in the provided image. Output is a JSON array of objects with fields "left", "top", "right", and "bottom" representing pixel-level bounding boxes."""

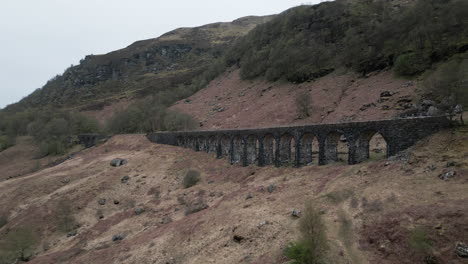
[
  {"left": 394, "top": 53, "right": 431, "bottom": 76},
  {"left": 183, "top": 170, "right": 201, "bottom": 188},
  {"left": 56, "top": 199, "right": 78, "bottom": 233},
  {"left": 0, "top": 134, "right": 15, "bottom": 152},
  {"left": 408, "top": 226, "right": 433, "bottom": 255},
  {"left": 325, "top": 189, "right": 354, "bottom": 204},
  {"left": 185, "top": 200, "right": 208, "bottom": 215},
  {"left": 1, "top": 227, "right": 38, "bottom": 262},
  {"left": 0, "top": 215, "right": 7, "bottom": 229},
  {"left": 284, "top": 201, "right": 329, "bottom": 264}
]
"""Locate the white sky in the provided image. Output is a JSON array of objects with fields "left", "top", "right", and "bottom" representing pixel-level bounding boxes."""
[{"left": 0, "top": 0, "right": 325, "bottom": 109}]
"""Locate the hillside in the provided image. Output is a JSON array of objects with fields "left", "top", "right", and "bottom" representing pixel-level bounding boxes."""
[
  {"left": 1, "top": 1, "right": 468, "bottom": 263},
  {"left": 3, "top": 15, "right": 273, "bottom": 112},
  {"left": 0, "top": 129, "right": 467, "bottom": 264}
]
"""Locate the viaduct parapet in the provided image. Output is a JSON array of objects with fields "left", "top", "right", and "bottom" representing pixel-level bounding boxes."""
[{"left": 147, "top": 116, "right": 452, "bottom": 167}]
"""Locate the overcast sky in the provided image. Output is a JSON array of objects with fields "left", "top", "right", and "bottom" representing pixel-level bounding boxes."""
[{"left": 0, "top": 0, "right": 326, "bottom": 109}]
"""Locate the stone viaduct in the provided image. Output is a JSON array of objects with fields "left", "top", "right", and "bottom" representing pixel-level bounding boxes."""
[{"left": 147, "top": 116, "right": 452, "bottom": 167}]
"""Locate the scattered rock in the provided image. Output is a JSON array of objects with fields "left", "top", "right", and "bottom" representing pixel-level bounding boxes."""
[
  {"left": 134, "top": 207, "right": 145, "bottom": 215},
  {"left": 257, "top": 221, "right": 269, "bottom": 228},
  {"left": 98, "top": 199, "right": 106, "bottom": 205},
  {"left": 380, "top": 91, "right": 394, "bottom": 97},
  {"left": 360, "top": 103, "right": 376, "bottom": 111},
  {"left": 267, "top": 184, "right": 276, "bottom": 193},
  {"left": 456, "top": 242, "right": 468, "bottom": 258},
  {"left": 67, "top": 230, "right": 77, "bottom": 237},
  {"left": 446, "top": 161, "right": 456, "bottom": 167},
  {"left": 291, "top": 210, "right": 302, "bottom": 218},
  {"left": 438, "top": 170, "right": 456, "bottom": 181},
  {"left": 427, "top": 106, "right": 442, "bottom": 116},
  {"left": 403, "top": 81, "right": 414, "bottom": 87},
  {"left": 160, "top": 216, "right": 173, "bottom": 225},
  {"left": 212, "top": 106, "right": 225, "bottom": 112},
  {"left": 61, "top": 178, "right": 71, "bottom": 184},
  {"left": 110, "top": 158, "right": 127, "bottom": 167},
  {"left": 423, "top": 255, "right": 438, "bottom": 264},
  {"left": 246, "top": 194, "right": 253, "bottom": 200},
  {"left": 121, "top": 176, "right": 130, "bottom": 183},
  {"left": 233, "top": 235, "right": 245, "bottom": 243},
  {"left": 425, "top": 164, "right": 437, "bottom": 172},
  {"left": 112, "top": 234, "right": 124, "bottom": 242}
]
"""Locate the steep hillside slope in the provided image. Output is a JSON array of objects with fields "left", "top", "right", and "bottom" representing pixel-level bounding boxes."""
[
  {"left": 171, "top": 69, "right": 417, "bottom": 129},
  {"left": 4, "top": 16, "right": 273, "bottom": 112},
  {"left": 0, "top": 129, "right": 467, "bottom": 264}
]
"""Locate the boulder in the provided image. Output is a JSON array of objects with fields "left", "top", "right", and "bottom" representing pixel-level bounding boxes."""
[
  {"left": 98, "top": 198, "right": 106, "bottom": 205},
  {"left": 438, "top": 170, "right": 456, "bottom": 181},
  {"left": 456, "top": 242, "right": 468, "bottom": 258},
  {"left": 110, "top": 158, "right": 127, "bottom": 167},
  {"left": 427, "top": 106, "right": 442, "bottom": 116},
  {"left": 112, "top": 234, "right": 124, "bottom": 242},
  {"left": 380, "top": 91, "right": 394, "bottom": 97},
  {"left": 134, "top": 207, "right": 145, "bottom": 215},
  {"left": 291, "top": 210, "right": 302, "bottom": 218},
  {"left": 267, "top": 184, "right": 276, "bottom": 193},
  {"left": 121, "top": 175, "right": 130, "bottom": 183}
]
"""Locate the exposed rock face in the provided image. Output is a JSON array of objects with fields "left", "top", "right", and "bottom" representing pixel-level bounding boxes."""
[{"left": 7, "top": 16, "right": 273, "bottom": 111}]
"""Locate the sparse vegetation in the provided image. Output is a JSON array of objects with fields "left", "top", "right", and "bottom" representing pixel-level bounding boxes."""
[
  {"left": 0, "top": 215, "right": 7, "bottom": 229},
  {"left": 107, "top": 95, "right": 197, "bottom": 133},
  {"left": 284, "top": 201, "right": 329, "bottom": 264},
  {"left": 422, "top": 52, "right": 468, "bottom": 107},
  {"left": 0, "top": 108, "right": 100, "bottom": 156},
  {"left": 56, "top": 199, "right": 78, "bottom": 233},
  {"left": 0, "top": 227, "right": 38, "bottom": 262},
  {"left": 325, "top": 189, "right": 354, "bottom": 204},
  {"left": 184, "top": 200, "right": 208, "bottom": 215},
  {"left": 408, "top": 226, "right": 433, "bottom": 255},
  {"left": 183, "top": 170, "right": 201, "bottom": 188},
  {"left": 295, "top": 91, "right": 312, "bottom": 119}
]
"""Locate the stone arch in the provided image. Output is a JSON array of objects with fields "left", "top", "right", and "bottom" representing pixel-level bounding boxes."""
[
  {"left": 187, "top": 136, "right": 196, "bottom": 150},
  {"left": 279, "top": 133, "right": 294, "bottom": 165},
  {"left": 208, "top": 136, "right": 217, "bottom": 154},
  {"left": 324, "top": 131, "right": 348, "bottom": 164},
  {"left": 262, "top": 134, "right": 276, "bottom": 166},
  {"left": 355, "top": 130, "right": 388, "bottom": 163},
  {"left": 196, "top": 136, "right": 208, "bottom": 152},
  {"left": 176, "top": 136, "right": 185, "bottom": 147},
  {"left": 231, "top": 136, "right": 244, "bottom": 164},
  {"left": 298, "top": 133, "right": 317, "bottom": 165},
  {"left": 245, "top": 135, "right": 258, "bottom": 166},
  {"left": 219, "top": 135, "right": 231, "bottom": 158}
]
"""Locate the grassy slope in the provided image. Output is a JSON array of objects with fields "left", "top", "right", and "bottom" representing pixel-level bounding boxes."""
[{"left": 0, "top": 127, "right": 466, "bottom": 264}]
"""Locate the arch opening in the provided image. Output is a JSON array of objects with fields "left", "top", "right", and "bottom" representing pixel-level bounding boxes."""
[
  {"left": 176, "top": 136, "right": 185, "bottom": 147},
  {"left": 298, "top": 133, "right": 316, "bottom": 166},
  {"left": 279, "top": 133, "right": 294, "bottom": 166},
  {"left": 219, "top": 135, "right": 231, "bottom": 158},
  {"left": 324, "top": 131, "right": 348, "bottom": 164},
  {"left": 231, "top": 136, "right": 244, "bottom": 164},
  {"left": 356, "top": 131, "right": 388, "bottom": 163},
  {"left": 208, "top": 136, "right": 217, "bottom": 154},
  {"left": 262, "top": 134, "right": 276, "bottom": 166},
  {"left": 246, "top": 135, "right": 258, "bottom": 166}
]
